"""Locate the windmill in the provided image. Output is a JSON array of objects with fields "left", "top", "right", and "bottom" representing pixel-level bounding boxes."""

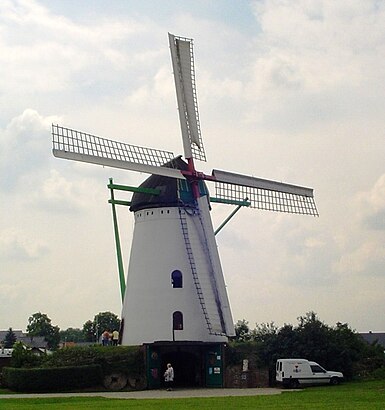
[{"left": 52, "top": 33, "right": 318, "bottom": 347}]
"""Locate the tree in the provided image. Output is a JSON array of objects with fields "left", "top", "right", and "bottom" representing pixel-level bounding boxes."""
[
  {"left": 10, "top": 341, "right": 42, "bottom": 368},
  {"left": 229, "top": 311, "right": 385, "bottom": 381},
  {"left": 234, "top": 319, "right": 251, "bottom": 342},
  {"left": 27, "top": 312, "right": 60, "bottom": 349},
  {"left": 82, "top": 312, "right": 121, "bottom": 343},
  {"left": 252, "top": 322, "right": 278, "bottom": 343},
  {"left": 4, "top": 327, "right": 17, "bottom": 348},
  {"left": 295, "top": 311, "right": 332, "bottom": 364},
  {"left": 83, "top": 320, "right": 96, "bottom": 342},
  {"left": 59, "top": 328, "right": 86, "bottom": 343}
]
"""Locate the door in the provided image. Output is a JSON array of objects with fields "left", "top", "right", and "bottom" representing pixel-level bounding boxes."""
[
  {"left": 205, "top": 345, "right": 223, "bottom": 387},
  {"left": 146, "top": 345, "right": 161, "bottom": 389},
  {"left": 310, "top": 364, "right": 330, "bottom": 385}
]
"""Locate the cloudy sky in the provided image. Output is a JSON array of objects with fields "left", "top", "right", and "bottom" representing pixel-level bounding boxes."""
[{"left": 1, "top": 0, "right": 384, "bottom": 334}]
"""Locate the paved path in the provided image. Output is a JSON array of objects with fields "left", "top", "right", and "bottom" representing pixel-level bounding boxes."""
[{"left": 0, "top": 387, "right": 284, "bottom": 400}]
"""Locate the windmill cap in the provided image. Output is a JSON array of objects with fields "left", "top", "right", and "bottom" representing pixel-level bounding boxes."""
[{"left": 130, "top": 157, "right": 184, "bottom": 212}]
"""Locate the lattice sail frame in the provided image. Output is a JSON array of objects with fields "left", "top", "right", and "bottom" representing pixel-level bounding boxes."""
[
  {"left": 215, "top": 182, "right": 319, "bottom": 216},
  {"left": 52, "top": 124, "right": 174, "bottom": 166},
  {"left": 169, "top": 34, "right": 206, "bottom": 162}
]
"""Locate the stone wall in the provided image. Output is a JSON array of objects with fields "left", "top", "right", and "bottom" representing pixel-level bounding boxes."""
[{"left": 225, "top": 365, "right": 269, "bottom": 388}]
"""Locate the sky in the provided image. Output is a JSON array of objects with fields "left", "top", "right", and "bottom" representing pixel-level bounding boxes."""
[{"left": 1, "top": 0, "right": 384, "bottom": 334}]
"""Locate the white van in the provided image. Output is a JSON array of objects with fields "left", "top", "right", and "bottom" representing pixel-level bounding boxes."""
[{"left": 276, "top": 358, "right": 343, "bottom": 388}]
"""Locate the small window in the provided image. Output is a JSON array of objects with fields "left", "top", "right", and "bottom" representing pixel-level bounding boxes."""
[
  {"left": 173, "top": 311, "right": 183, "bottom": 330},
  {"left": 171, "top": 270, "right": 183, "bottom": 288}
]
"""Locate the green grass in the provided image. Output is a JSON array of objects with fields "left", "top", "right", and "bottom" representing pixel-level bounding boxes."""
[{"left": 0, "top": 380, "right": 384, "bottom": 409}]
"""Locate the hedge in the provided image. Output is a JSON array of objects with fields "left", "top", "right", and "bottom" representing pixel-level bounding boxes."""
[
  {"left": 2, "top": 364, "right": 103, "bottom": 392},
  {"left": 44, "top": 345, "right": 144, "bottom": 376}
]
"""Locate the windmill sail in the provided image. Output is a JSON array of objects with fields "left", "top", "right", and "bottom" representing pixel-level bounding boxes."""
[
  {"left": 212, "top": 169, "right": 318, "bottom": 216},
  {"left": 52, "top": 124, "right": 185, "bottom": 180},
  {"left": 169, "top": 33, "right": 206, "bottom": 162}
]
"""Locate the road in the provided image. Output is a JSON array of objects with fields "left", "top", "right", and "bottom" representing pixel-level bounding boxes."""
[{"left": 0, "top": 387, "right": 285, "bottom": 400}]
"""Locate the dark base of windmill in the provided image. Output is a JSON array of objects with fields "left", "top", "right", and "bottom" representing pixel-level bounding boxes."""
[{"left": 144, "top": 341, "right": 226, "bottom": 389}]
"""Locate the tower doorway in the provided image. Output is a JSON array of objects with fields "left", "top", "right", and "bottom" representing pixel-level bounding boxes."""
[
  {"left": 145, "top": 342, "right": 225, "bottom": 389},
  {"left": 162, "top": 351, "right": 198, "bottom": 387}
]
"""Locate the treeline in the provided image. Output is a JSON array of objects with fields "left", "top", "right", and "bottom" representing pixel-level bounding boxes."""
[
  {"left": 230, "top": 312, "right": 385, "bottom": 379},
  {"left": 1, "top": 311, "right": 121, "bottom": 350}
]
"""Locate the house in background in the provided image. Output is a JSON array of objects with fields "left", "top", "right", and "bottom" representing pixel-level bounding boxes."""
[
  {"left": 0, "top": 330, "right": 48, "bottom": 350},
  {"left": 360, "top": 332, "right": 385, "bottom": 351},
  {"left": 0, "top": 331, "right": 49, "bottom": 373}
]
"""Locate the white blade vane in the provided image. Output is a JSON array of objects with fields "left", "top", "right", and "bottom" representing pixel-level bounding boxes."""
[
  {"left": 169, "top": 33, "right": 206, "bottom": 162},
  {"left": 52, "top": 124, "right": 185, "bottom": 180},
  {"left": 212, "top": 169, "right": 318, "bottom": 216}
]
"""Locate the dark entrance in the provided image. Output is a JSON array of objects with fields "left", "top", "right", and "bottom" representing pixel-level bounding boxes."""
[
  {"left": 162, "top": 350, "right": 197, "bottom": 387},
  {"left": 145, "top": 341, "right": 225, "bottom": 389}
]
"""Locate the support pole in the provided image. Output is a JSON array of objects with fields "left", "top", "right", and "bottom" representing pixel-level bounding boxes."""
[
  {"left": 108, "top": 178, "right": 126, "bottom": 303},
  {"left": 214, "top": 198, "right": 249, "bottom": 236}
]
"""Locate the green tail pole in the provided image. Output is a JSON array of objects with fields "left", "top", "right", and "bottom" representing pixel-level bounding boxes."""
[
  {"left": 214, "top": 198, "right": 250, "bottom": 236},
  {"left": 108, "top": 178, "right": 126, "bottom": 303}
]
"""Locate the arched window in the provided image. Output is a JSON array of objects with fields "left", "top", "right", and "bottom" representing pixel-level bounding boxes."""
[
  {"left": 171, "top": 270, "right": 183, "bottom": 288},
  {"left": 173, "top": 311, "right": 183, "bottom": 330}
]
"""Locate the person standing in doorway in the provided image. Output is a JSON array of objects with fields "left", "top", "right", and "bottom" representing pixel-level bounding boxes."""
[{"left": 164, "top": 363, "right": 174, "bottom": 391}]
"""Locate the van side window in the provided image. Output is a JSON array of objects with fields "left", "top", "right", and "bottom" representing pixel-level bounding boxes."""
[{"left": 311, "top": 365, "right": 325, "bottom": 373}]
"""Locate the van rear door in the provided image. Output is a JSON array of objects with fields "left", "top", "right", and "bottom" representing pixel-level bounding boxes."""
[{"left": 276, "top": 360, "right": 283, "bottom": 382}]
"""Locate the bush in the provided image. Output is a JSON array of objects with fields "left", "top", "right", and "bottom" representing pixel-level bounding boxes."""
[
  {"left": 10, "top": 341, "right": 44, "bottom": 368},
  {"left": 232, "top": 313, "right": 385, "bottom": 381},
  {"left": 42, "top": 345, "right": 146, "bottom": 390},
  {"left": 370, "top": 366, "right": 385, "bottom": 380},
  {"left": 2, "top": 364, "right": 102, "bottom": 392},
  {"left": 226, "top": 341, "right": 263, "bottom": 368},
  {"left": 44, "top": 345, "right": 144, "bottom": 378},
  {"left": 4, "top": 345, "right": 145, "bottom": 392}
]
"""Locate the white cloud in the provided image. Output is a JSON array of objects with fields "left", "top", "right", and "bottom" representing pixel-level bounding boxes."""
[
  {"left": 360, "top": 174, "right": 385, "bottom": 231},
  {"left": 0, "top": 109, "right": 57, "bottom": 190},
  {"left": 0, "top": 228, "right": 49, "bottom": 262},
  {"left": 332, "top": 174, "right": 385, "bottom": 276},
  {"left": 247, "top": 0, "right": 385, "bottom": 133},
  {"left": 335, "top": 240, "right": 385, "bottom": 277},
  {"left": 29, "top": 169, "right": 92, "bottom": 213}
]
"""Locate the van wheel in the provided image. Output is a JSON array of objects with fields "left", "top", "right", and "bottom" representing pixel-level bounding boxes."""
[
  {"left": 330, "top": 377, "right": 340, "bottom": 386},
  {"left": 289, "top": 379, "right": 300, "bottom": 389}
]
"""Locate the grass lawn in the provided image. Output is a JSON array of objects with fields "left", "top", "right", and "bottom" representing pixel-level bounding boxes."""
[{"left": 0, "top": 380, "right": 384, "bottom": 409}]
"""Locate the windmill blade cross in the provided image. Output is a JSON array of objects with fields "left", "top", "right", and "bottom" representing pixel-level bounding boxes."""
[
  {"left": 52, "top": 124, "right": 185, "bottom": 180},
  {"left": 212, "top": 169, "right": 318, "bottom": 216}
]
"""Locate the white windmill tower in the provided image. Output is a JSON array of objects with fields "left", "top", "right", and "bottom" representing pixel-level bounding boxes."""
[{"left": 52, "top": 34, "right": 318, "bottom": 349}]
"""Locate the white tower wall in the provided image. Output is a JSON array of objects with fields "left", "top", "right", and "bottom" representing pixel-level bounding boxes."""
[{"left": 120, "top": 205, "right": 231, "bottom": 345}]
